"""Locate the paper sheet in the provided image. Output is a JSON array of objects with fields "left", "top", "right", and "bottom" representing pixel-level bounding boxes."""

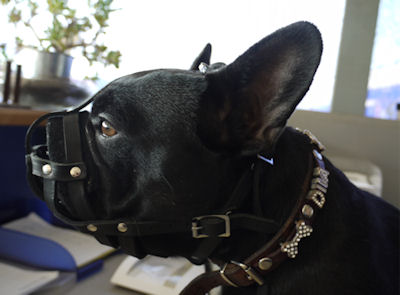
[
  {"left": 111, "top": 255, "right": 205, "bottom": 295},
  {"left": 0, "top": 262, "right": 59, "bottom": 295},
  {"left": 3, "top": 213, "right": 115, "bottom": 267}
]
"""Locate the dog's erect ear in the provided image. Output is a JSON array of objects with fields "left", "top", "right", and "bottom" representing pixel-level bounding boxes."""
[
  {"left": 198, "top": 22, "right": 322, "bottom": 156},
  {"left": 190, "top": 43, "right": 212, "bottom": 70}
]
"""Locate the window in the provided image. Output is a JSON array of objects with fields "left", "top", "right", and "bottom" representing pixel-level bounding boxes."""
[
  {"left": 91, "top": 0, "right": 346, "bottom": 112},
  {"left": 365, "top": 0, "right": 400, "bottom": 120},
  {"left": 1, "top": 0, "right": 346, "bottom": 112}
]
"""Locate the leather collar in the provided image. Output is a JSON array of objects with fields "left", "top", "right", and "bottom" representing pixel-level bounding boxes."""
[{"left": 180, "top": 129, "right": 329, "bottom": 295}]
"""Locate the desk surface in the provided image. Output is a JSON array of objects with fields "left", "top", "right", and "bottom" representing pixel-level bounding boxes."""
[
  {"left": 65, "top": 253, "right": 141, "bottom": 295},
  {"left": 0, "top": 107, "right": 47, "bottom": 126}
]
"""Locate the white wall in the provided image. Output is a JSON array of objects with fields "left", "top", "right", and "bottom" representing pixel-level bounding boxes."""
[{"left": 289, "top": 110, "right": 400, "bottom": 208}]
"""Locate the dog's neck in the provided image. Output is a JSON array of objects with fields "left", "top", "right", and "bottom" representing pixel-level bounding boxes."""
[{"left": 211, "top": 127, "right": 314, "bottom": 263}]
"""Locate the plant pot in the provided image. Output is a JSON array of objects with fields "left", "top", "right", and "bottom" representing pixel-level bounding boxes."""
[
  {"left": 16, "top": 49, "right": 73, "bottom": 80},
  {"left": 32, "top": 50, "right": 73, "bottom": 79}
]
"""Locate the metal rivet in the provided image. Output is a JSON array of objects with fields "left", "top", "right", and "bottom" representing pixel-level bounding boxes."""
[
  {"left": 42, "top": 164, "right": 52, "bottom": 175},
  {"left": 302, "top": 204, "right": 314, "bottom": 218},
  {"left": 198, "top": 62, "right": 209, "bottom": 73},
  {"left": 70, "top": 166, "right": 81, "bottom": 178},
  {"left": 117, "top": 223, "right": 128, "bottom": 233},
  {"left": 258, "top": 257, "right": 273, "bottom": 270},
  {"left": 87, "top": 224, "right": 97, "bottom": 232}
]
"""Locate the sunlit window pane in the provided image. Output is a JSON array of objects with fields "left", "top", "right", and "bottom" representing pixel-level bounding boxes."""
[
  {"left": 1, "top": 0, "right": 345, "bottom": 112},
  {"left": 365, "top": 0, "right": 400, "bottom": 120}
]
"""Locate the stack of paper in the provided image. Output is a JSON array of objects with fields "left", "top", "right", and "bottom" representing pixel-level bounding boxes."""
[
  {"left": 0, "top": 262, "right": 59, "bottom": 295},
  {"left": 111, "top": 255, "right": 205, "bottom": 295}
]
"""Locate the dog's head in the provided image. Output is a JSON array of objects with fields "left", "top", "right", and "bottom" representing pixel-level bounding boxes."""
[{"left": 26, "top": 22, "right": 322, "bottom": 262}]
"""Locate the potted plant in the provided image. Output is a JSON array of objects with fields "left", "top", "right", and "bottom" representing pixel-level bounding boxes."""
[{"left": 1, "top": 0, "right": 121, "bottom": 80}]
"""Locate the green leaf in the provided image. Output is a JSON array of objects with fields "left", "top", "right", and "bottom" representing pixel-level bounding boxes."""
[
  {"left": 47, "top": 0, "right": 67, "bottom": 15},
  {"left": 15, "top": 36, "right": 25, "bottom": 49},
  {"left": 106, "top": 50, "right": 121, "bottom": 68},
  {"left": 28, "top": 1, "right": 39, "bottom": 17},
  {"left": 9, "top": 7, "right": 22, "bottom": 23}
]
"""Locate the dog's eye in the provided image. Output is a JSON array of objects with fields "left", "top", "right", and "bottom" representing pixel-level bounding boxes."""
[{"left": 101, "top": 120, "right": 117, "bottom": 137}]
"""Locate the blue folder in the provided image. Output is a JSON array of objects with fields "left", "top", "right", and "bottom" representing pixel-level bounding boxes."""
[
  {"left": 0, "top": 125, "right": 104, "bottom": 281},
  {"left": 0, "top": 227, "right": 103, "bottom": 280}
]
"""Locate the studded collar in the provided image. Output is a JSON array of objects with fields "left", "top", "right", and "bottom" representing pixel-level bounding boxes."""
[{"left": 179, "top": 129, "right": 329, "bottom": 295}]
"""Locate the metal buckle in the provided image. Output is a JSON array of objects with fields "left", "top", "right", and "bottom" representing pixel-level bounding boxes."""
[
  {"left": 231, "top": 261, "right": 265, "bottom": 286},
  {"left": 219, "top": 261, "right": 265, "bottom": 287},
  {"left": 219, "top": 263, "right": 239, "bottom": 287},
  {"left": 192, "top": 215, "right": 231, "bottom": 238}
]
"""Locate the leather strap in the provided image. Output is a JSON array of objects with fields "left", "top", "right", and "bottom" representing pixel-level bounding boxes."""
[
  {"left": 31, "top": 153, "right": 87, "bottom": 181},
  {"left": 62, "top": 113, "right": 95, "bottom": 220},
  {"left": 59, "top": 212, "right": 279, "bottom": 238},
  {"left": 180, "top": 140, "right": 328, "bottom": 295}
]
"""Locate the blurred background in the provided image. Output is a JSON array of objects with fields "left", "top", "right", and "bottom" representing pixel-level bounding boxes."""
[{"left": 0, "top": 0, "right": 398, "bottom": 118}]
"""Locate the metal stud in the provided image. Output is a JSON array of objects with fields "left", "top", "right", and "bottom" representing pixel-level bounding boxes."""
[
  {"left": 87, "top": 224, "right": 97, "bottom": 232},
  {"left": 117, "top": 223, "right": 128, "bottom": 233},
  {"left": 198, "top": 62, "right": 209, "bottom": 74},
  {"left": 70, "top": 166, "right": 81, "bottom": 178},
  {"left": 302, "top": 204, "right": 314, "bottom": 218},
  {"left": 42, "top": 164, "right": 52, "bottom": 175},
  {"left": 258, "top": 257, "right": 273, "bottom": 271}
]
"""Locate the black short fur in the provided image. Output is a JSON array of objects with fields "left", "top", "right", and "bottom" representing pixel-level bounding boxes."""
[{"left": 47, "top": 22, "right": 399, "bottom": 294}]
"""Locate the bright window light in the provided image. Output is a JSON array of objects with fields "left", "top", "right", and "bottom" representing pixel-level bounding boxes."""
[
  {"left": 365, "top": 0, "right": 400, "bottom": 120},
  {"left": 90, "top": 0, "right": 346, "bottom": 112},
  {"left": 1, "top": 0, "right": 346, "bottom": 112}
]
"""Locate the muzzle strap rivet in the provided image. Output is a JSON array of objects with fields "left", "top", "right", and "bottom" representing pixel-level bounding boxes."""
[
  {"left": 42, "top": 164, "right": 52, "bottom": 175},
  {"left": 70, "top": 166, "right": 82, "bottom": 178},
  {"left": 117, "top": 223, "right": 128, "bottom": 233},
  {"left": 87, "top": 224, "right": 98, "bottom": 232}
]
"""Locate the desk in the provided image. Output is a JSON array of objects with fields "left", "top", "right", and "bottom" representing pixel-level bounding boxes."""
[
  {"left": 0, "top": 107, "right": 47, "bottom": 126},
  {"left": 65, "top": 254, "right": 141, "bottom": 295}
]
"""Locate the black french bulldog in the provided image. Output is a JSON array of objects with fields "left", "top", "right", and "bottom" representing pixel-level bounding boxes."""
[{"left": 39, "top": 22, "right": 399, "bottom": 294}]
